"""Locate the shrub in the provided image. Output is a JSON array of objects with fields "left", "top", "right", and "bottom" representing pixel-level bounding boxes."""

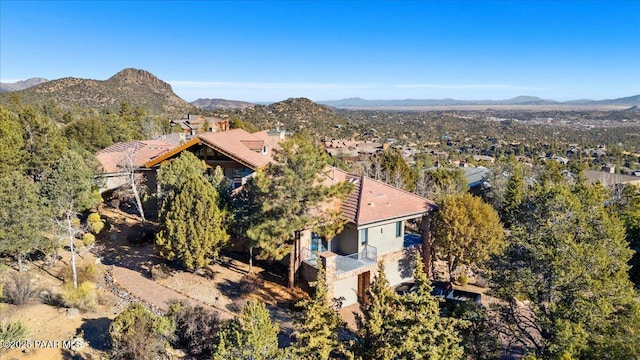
[
  {"left": 0, "top": 321, "right": 30, "bottom": 342},
  {"left": 167, "top": 302, "right": 220, "bottom": 357},
  {"left": 457, "top": 273, "right": 469, "bottom": 286},
  {"left": 110, "top": 303, "right": 174, "bottom": 360},
  {"left": 2, "top": 273, "right": 36, "bottom": 305},
  {"left": 60, "top": 281, "right": 97, "bottom": 312},
  {"left": 82, "top": 233, "right": 96, "bottom": 246},
  {"left": 150, "top": 263, "right": 172, "bottom": 281},
  {"left": 59, "top": 263, "right": 99, "bottom": 284},
  {"left": 87, "top": 213, "right": 105, "bottom": 234}
]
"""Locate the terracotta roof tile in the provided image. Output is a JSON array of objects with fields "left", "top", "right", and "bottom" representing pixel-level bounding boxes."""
[
  {"left": 96, "top": 140, "right": 176, "bottom": 173},
  {"left": 197, "top": 129, "right": 272, "bottom": 169},
  {"left": 321, "top": 167, "right": 435, "bottom": 226}
]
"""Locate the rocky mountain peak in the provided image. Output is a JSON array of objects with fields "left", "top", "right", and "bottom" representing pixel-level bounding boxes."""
[{"left": 107, "top": 68, "right": 172, "bottom": 91}]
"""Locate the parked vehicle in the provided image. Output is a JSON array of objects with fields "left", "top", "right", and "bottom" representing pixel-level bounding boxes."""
[
  {"left": 394, "top": 280, "right": 481, "bottom": 306},
  {"left": 445, "top": 289, "right": 482, "bottom": 305}
]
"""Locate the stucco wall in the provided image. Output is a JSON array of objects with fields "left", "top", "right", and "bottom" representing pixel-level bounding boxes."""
[
  {"left": 334, "top": 276, "right": 358, "bottom": 307},
  {"left": 336, "top": 223, "right": 358, "bottom": 254},
  {"left": 363, "top": 221, "right": 404, "bottom": 255}
]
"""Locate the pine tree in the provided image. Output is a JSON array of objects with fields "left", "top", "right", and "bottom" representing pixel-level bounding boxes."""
[
  {"left": 157, "top": 151, "right": 207, "bottom": 199},
  {"left": 18, "top": 105, "right": 68, "bottom": 180},
  {"left": 491, "top": 183, "right": 640, "bottom": 358},
  {"left": 398, "top": 258, "right": 464, "bottom": 360},
  {"left": 0, "top": 172, "right": 52, "bottom": 271},
  {"left": 353, "top": 263, "right": 403, "bottom": 360},
  {"left": 212, "top": 300, "right": 282, "bottom": 360},
  {"left": 0, "top": 106, "right": 27, "bottom": 174},
  {"left": 502, "top": 162, "right": 527, "bottom": 226},
  {"left": 155, "top": 171, "right": 229, "bottom": 271},
  {"left": 291, "top": 263, "right": 347, "bottom": 360},
  {"left": 246, "top": 136, "right": 353, "bottom": 288}
]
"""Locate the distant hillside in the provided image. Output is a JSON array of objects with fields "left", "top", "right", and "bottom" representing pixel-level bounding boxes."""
[
  {"left": 191, "top": 98, "right": 255, "bottom": 110},
  {"left": 210, "top": 97, "right": 351, "bottom": 137},
  {"left": 592, "top": 94, "right": 640, "bottom": 106},
  {"left": 321, "top": 95, "right": 640, "bottom": 108},
  {"left": 0, "top": 78, "right": 49, "bottom": 92},
  {"left": 0, "top": 68, "right": 190, "bottom": 115}
]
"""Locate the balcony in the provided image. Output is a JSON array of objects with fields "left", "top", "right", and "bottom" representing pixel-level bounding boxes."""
[{"left": 302, "top": 245, "right": 377, "bottom": 274}]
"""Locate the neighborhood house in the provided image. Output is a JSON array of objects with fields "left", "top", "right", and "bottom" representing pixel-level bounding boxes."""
[{"left": 96, "top": 127, "right": 436, "bottom": 307}]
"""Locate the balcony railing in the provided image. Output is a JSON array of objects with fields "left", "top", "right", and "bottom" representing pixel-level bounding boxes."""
[{"left": 302, "top": 245, "right": 377, "bottom": 274}]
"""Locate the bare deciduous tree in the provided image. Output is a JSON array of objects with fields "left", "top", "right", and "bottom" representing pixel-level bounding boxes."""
[{"left": 118, "top": 147, "right": 147, "bottom": 223}]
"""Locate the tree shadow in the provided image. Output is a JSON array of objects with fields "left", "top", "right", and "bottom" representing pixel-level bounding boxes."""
[
  {"left": 80, "top": 317, "right": 112, "bottom": 351},
  {"left": 216, "top": 278, "right": 243, "bottom": 299},
  {"left": 61, "top": 349, "right": 102, "bottom": 360},
  {"left": 398, "top": 247, "right": 417, "bottom": 279}
]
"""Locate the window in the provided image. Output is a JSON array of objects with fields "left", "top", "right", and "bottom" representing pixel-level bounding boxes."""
[
  {"left": 360, "top": 228, "right": 368, "bottom": 245},
  {"left": 311, "top": 232, "right": 327, "bottom": 253},
  {"left": 396, "top": 221, "right": 402, "bottom": 237}
]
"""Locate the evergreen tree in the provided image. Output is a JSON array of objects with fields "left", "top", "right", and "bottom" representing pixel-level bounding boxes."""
[
  {"left": 212, "top": 300, "right": 282, "bottom": 360},
  {"left": 18, "top": 105, "right": 68, "bottom": 180},
  {"left": 155, "top": 171, "right": 229, "bottom": 271},
  {"left": 157, "top": 151, "right": 207, "bottom": 200},
  {"left": 354, "top": 261, "right": 464, "bottom": 360},
  {"left": 397, "top": 257, "right": 464, "bottom": 360},
  {"left": 0, "top": 172, "right": 52, "bottom": 271},
  {"left": 291, "top": 263, "right": 347, "bottom": 360},
  {"left": 353, "top": 263, "right": 404, "bottom": 360},
  {"left": 246, "top": 136, "right": 353, "bottom": 288},
  {"left": 491, "top": 183, "right": 640, "bottom": 358},
  {"left": 0, "top": 106, "right": 27, "bottom": 174},
  {"left": 231, "top": 177, "right": 269, "bottom": 273},
  {"left": 502, "top": 162, "right": 527, "bottom": 226},
  {"left": 433, "top": 192, "right": 505, "bottom": 281}
]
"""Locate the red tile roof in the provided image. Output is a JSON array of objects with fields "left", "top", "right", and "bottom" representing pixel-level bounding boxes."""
[
  {"left": 322, "top": 167, "right": 436, "bottom": 226},
  {"left": 96, "top": 140, "right": 176, "bottom": 173},
  {"left": 198, "top": 129, "right": 271, "bottom": 169},
  {"left": 142, "top": 129, "right": 273, "bottom": 170}
]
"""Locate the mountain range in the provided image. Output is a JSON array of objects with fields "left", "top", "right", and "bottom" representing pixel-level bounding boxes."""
[
  {"left": 190, "top": 98, "right": 255, "bottom": 110},
  {"left": 2, "top": 69, "right": 638, "bottom": 113},
  {"left": 0, "top": 78, "right": 49, "bottom": 92},
  {"left": 317, "top": 95, "right": 640, "bottom": 108}
]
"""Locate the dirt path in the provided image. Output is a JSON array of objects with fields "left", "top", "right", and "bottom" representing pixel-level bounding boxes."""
[{"left": 110, "top": 265, "right": 231, "bottom": 319}]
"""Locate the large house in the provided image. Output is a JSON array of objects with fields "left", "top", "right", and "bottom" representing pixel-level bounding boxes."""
[
  {"left": 96, "top": 129, "right": 436, "bottom": 307},
  {"left": 96, "top": 128, "right": 285, "bottom": 191},
  {"left": 298, "top": 167, "right": 435, "bottom": 307}
]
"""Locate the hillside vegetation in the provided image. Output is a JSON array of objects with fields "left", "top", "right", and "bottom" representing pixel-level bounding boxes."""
[{"left": 0, "top": 68, "right": 190, "bottom": 115}]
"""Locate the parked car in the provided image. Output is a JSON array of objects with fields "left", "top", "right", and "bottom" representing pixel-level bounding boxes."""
[
  {"left": 445, "top": 289, "right": 482, "bottom": 305},
  {"left": 394, "top": 281, "right": 481, "bottom": 306},
  {"left": 394, "top": 281, "right": 418, "bottom": 295},
  {"left": 394, "top": 280, "right": 452, "bottom": 297}
]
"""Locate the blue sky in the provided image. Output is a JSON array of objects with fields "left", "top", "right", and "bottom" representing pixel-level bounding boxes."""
[{"left": 1, "top": 1, "right": 639, "bottom": 102}]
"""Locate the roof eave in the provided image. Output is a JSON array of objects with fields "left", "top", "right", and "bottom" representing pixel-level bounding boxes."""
[{"left": 355, "top": 208, "right": 434, "bottom": 227}]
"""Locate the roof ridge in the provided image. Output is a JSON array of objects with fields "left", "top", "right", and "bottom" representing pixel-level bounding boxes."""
[{"left": 354, "top": 174, "right": 364, "bottom": 225}]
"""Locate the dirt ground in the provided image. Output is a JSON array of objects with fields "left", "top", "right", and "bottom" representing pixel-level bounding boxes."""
[
  {"left": 0, "top": 250, "right": 120, "bottom": 360},
  {"left": 1, "top": 205, "right": 307, "bottom": 359}
]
